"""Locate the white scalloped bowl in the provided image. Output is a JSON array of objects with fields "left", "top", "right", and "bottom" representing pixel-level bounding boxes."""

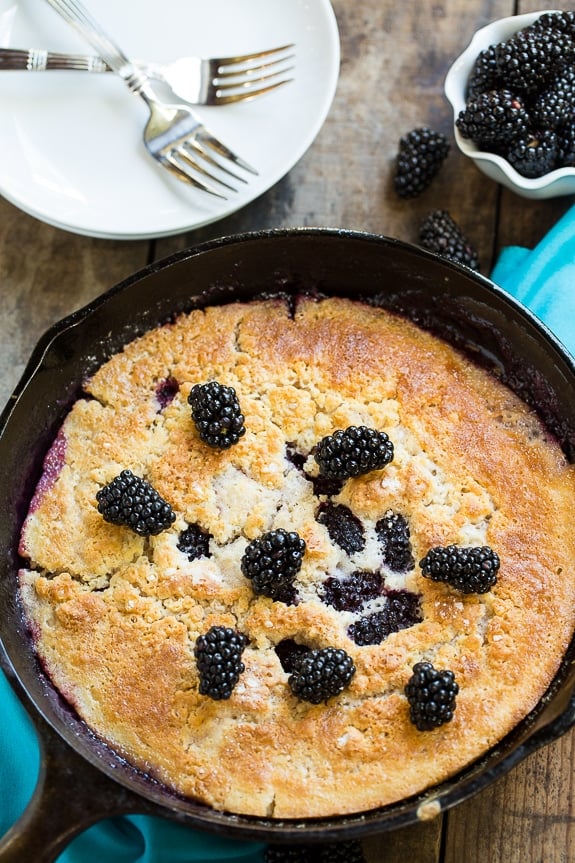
[{"left": 444, "top": 10, "right": 575, "bottom": 199}]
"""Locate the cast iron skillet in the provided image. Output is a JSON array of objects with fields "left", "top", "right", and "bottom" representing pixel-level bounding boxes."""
[{"left": 1, "top": 228, "right": 575, "bottom": 861}]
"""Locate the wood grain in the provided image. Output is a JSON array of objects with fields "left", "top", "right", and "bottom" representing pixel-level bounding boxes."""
[
  {"left": 444, "top": 733, "right": 575, "bottom": 863},
  {"left": 0, "top": 196, "right": 148, "bottom": 409}
]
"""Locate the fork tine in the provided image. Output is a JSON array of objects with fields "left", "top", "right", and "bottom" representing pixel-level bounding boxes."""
[
  {"left": 214, "top": 77, "right": 293, "bottom": 105},
  {"left": 197, "top": 130, "right": 259, "bottom": 175},
  {"left": 216, "top": 65, "right": 295, "bottom": 92},
  {"left": 161, "top": 151, "right": 230, "bottom": 198},
  {"left": 173, "top": 138, "right": 250, "bottom": 193},
  {"left": 182, "top": 138, "right": 247, "bottom": 184},
  {"left": 215, "top": 54, "right": 296, "bottom": 81},
  {"left": 212, "top": 44, "right": 295, "bottom": 70}
]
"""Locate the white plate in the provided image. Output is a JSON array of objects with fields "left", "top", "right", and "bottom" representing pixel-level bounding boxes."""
[{"left": 0, "top": 0, "right": 340, "bottom": 239}]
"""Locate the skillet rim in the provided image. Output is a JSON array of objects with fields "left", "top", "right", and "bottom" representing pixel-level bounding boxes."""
[{"left": 1, "top": 226, "right": 575, "bottom": 842}]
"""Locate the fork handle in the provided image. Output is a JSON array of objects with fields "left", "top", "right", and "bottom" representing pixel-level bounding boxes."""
[
  {"left": 44, "top": 0, "right": 132, "bottom": 75},
  {"left": 43, "top": 0, "right": 164, "bottom": 105},
  {"left": 0, "top": 47, "right": 108, "bottom": 72}
]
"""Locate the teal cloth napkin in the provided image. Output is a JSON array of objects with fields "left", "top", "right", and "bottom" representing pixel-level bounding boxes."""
[
  {"left": 0, "top": 668, "right": 265, "bottom": 860},
  {"left": 490, "top": 203, "right": 575, "bottom": 355}
]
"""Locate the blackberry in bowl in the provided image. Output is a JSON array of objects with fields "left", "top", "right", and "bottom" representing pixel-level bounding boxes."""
[{"left": 444, "top": 10, "right": 575, "bottom": 198}]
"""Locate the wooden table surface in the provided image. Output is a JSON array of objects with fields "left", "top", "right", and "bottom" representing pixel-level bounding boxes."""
[{"left": 2, "top": 1, "right": 575, "bottom": 861}]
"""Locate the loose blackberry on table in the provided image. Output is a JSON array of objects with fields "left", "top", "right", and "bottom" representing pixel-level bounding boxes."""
[
  {"left": 405, "top": 661, "right": 459, "bottom": 731},
  {"left": 393, "top": 126, "right": 450, "bottom": 198},
  {"left": 419, "top": 544, "right": 500, "bottom": 594},
  {"left": 194, "top": 626, "right": 248, "bottom": 700},
  {"left": 96, "top": 469, "right": 176, "bottom": 537},
  {"left": 241, "top": 528, "right": 306, "bottom": 600},
  {"left": 188, "top": 380, "right": 246, "bottom": 448},
  {"left": 419, "top": 210, "right": 479, "bottom": 270},
  {"left": 314, "top": 425, "right": 394, "bottom": 480}
]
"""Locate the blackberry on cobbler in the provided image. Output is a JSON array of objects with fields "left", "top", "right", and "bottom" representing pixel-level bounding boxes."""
[
  {"left": 314, "top": 426, "right": 394, "bottom": 481},
  {"left": 241, "top": 528, "right": 306, "bottom": 601},
  {"left": 348, "top": 610, "right": 388, "bottom": 646},
  {"left": 456, "top": 89, "right": 529, "bottom": 149},
  {"left": 188, "top": 380, "right": 246, "bottom": 449},
  {"left": 393, "top": 127, "right": 450, "bottom": 198},
  {"left": 405, "top": 661, "right": 459, "bottom": 731},
  {"left": 194, "top": 626, "right": 247, "bottom": 700},
  {"left": 177, "top": 522, "right": 212, "bottom": 560},
  {"left": 376, "top": 510, "right": 415, "bottom": 572},
  {"left": 320, "top": 571, "right": 383, "bottom": 613},
  {"left": 420, "top": 544, "right": 500, "bottom": 594},
  {"left": 419, "top": 210, "right": 479, "bottom": 270},
  {"left": 288, "top": 647, "right": 356, "bottom": 704},
  {"left": 316, "top": 501, "right": 365, "bottom": 554},
  {"left": 274, "top": 639, "right": 311, "bottom": 674},
  {"left": 155, "top": 375, "right": 179, "bottom": 410},
  {"left": 348, "top": 590, "right": 422, "bottom": 646},
  {"left": 506, "top": 129, "right": 558, "bottom": 178},
  {"left": 96, "top": 469, "right": 176, "bottom": 537}
]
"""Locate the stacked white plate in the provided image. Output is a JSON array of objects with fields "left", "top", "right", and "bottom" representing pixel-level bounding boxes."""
[{"left": 0, "top": 0, "right": 340, "bottom": 239}]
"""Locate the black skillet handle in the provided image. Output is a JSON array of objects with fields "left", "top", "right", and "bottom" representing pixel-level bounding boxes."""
[{"left": 0, "top": 684, "right": 160, "bottom": 863}]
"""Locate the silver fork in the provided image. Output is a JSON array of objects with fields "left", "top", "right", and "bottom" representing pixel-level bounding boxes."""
[
  {"left": 0, "top": 45, "right": 295, "bottom": 106},
  {"left": 43, "top": 0, "right": 257, "bottom": 196}
]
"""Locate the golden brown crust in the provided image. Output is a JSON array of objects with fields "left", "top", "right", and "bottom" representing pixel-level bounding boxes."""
[{"left": 18, "top": 295, "right": 575, "bottom": 818}]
